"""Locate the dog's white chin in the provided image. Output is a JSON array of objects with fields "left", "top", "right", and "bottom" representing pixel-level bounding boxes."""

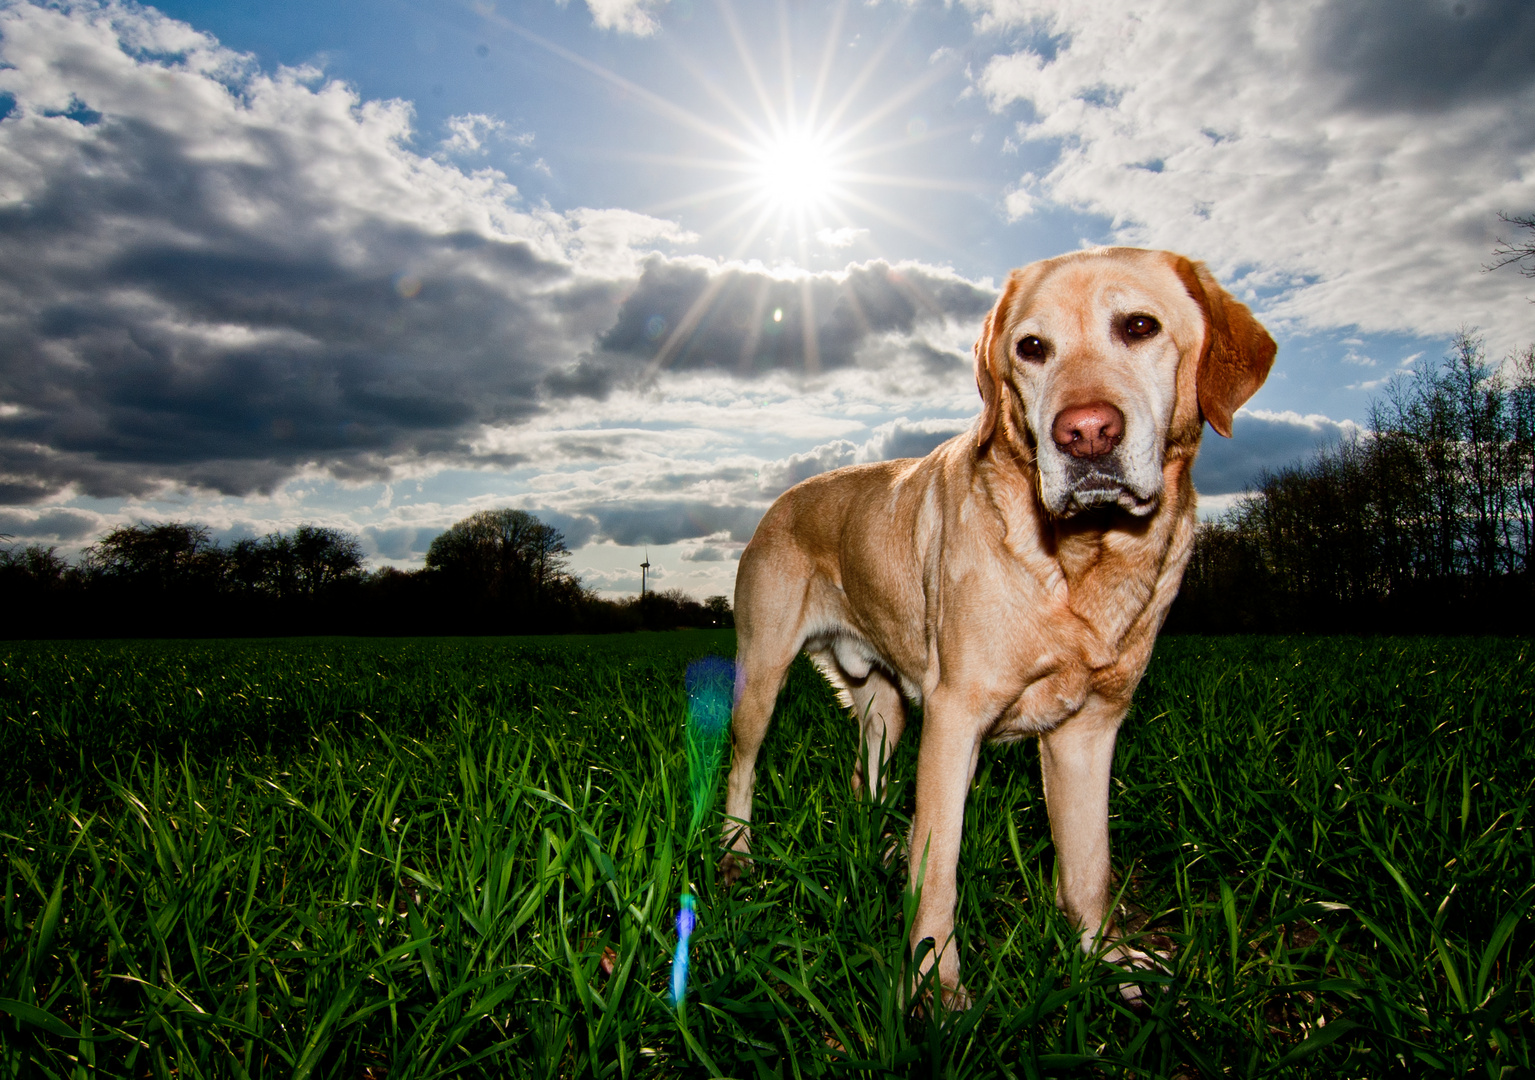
[{"left": 1048, "top": 483, "right": 1161, "bottom": 518}]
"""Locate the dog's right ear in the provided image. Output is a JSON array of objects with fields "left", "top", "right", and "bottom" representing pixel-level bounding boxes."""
[{"left": 975, "top": 272, "right": 1025, "bottom": 451}]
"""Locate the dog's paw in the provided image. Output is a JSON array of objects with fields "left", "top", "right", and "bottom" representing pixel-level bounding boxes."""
[
  {"left": 907, "top": 978, "right": 974, "bottom": 1017},
  {"left": 718, "top": 850, "right": 751, "bottom": 886},
  {"left": 940, "top": 980, "right": 974, "bottom": 1012},
  {"left": 1103, "top": 943, "right": 1170, "bottom": 1005}
]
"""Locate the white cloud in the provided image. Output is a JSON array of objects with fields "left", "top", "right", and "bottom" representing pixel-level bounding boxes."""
[
  {"left": 815, "top": 226, "right": 867, "bottom": 248},
  {"left": 583, "top": 0, "right": 669, "bottom": 36},
  {"left": 854, "top": 416, "right": 970, "bottom": 463},
  {"left": 439, "top": 113, "right": 504, "bottom": 156},
  {"left": 966, "top": 0, "right": 1535, "bottom": 356}
]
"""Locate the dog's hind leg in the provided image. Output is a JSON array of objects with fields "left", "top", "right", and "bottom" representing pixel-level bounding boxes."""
[
  {"left": 806, "top": 638, "right": 907, "bottom": 801},
  {"left": 846, "top": 669, "right": 906, "bottom": 802}
]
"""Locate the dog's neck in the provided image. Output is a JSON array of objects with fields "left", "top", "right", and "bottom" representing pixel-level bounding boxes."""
[{"left": 978, "top": 437, "right": 1198, "bottom": 674}]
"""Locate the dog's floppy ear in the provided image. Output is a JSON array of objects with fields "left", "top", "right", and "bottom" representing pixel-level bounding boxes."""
[
  {"left": 1173, "top": 257, "right": 1277, "bottom": 439},
  {"left": 974, "top": 272, "right": 1025, "bottom": 451}
]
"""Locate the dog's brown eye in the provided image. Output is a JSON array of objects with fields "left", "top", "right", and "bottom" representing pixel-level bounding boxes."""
[
  {"left": 1125, "top": 314, "right": 1160, "bottom": 340},
  {"left": 1016, "top": 335, "right": 1047, "bottom": 361}
]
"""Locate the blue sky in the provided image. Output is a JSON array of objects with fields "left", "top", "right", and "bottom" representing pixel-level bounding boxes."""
[{"left": 1, "top": 0, "right": 1532, "bottom": 599}]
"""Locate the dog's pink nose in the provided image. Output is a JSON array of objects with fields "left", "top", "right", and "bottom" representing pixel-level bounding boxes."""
[{"left": 1052, "top": 402, "right": 1125, "bottom": 459}]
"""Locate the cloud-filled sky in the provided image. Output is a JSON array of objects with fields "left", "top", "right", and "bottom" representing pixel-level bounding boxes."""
[{"left": 1, "top": 0, "right": 1531, "bottom": 598}]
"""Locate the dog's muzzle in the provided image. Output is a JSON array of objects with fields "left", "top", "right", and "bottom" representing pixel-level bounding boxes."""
[{"left": 1048, "top": 402, "right": 1159, "bottom": 517}]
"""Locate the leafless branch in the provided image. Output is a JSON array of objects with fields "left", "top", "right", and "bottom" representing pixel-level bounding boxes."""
[{"left": 1486, "top": 211, "right": 1535, "bottom": 276}]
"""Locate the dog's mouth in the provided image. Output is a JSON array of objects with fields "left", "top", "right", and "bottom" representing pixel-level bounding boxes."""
[{"left": 1059, "top": 460, "right": 1160, "bottom": 517}]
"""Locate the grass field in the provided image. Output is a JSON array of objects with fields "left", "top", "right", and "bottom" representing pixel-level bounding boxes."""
[{"left": 1, "top": 631, "right": 1532, "bottom": 1078}]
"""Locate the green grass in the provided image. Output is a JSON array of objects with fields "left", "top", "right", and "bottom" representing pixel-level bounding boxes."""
[{"left": 1, "top": 632, "right": 1532, "bottom": 1078}]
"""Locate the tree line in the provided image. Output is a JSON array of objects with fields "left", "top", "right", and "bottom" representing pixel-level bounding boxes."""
[
  {"left": 1, "top": 509, "right": 731, "bottom": 638},
  {"left": 1169, "top": 332, "right": 1535, "bottom": 634}
]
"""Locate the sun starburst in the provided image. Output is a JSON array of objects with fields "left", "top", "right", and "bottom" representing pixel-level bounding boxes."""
[
  {"left": 490, "top": 2, "right": 980, "bottom": 373},
  {"left": 752, "top": 129, "right": 839, "bottom": 213}
]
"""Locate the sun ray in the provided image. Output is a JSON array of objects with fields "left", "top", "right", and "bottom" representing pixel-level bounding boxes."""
[
  {"left": 644, "top": 271, "right": 734, "bottom": 380},
  {"left": 776, "top": 2, "right": 798, "bottom": 135},
  {"left": 835, "top": 121, "right": 983, "bottom": 167},
  {"left": 798, "top": 275, "right": 820, "bottom": 374},
  {"left": 661, "top": 31, "right": 774, "bottom": 149},
  {"left": 718, "top": 2, "right": 784, "bottom": 142},
  {"left": 842, "top": 171, "right": 987, "bottom": 195},
  {"left": 804, "top": 0, "right": 850, "bottom": 133},
  {"left": 833, "top": 187, "right": 954, "bottom": 251},
  {"left": 738, "top": 274, "right": 774, "bottom": 373},
  {"left": 489, "top": 12, "right": 757, "bottom": 157},
  {"left": 641, "top": 178, "right": 768, "bottom": 216},
  {"left": 829, "top": 56, "right": 958, "bottom": 148},
  {"left": 813, "top": 6, "right": 918, "bottom": 138}
]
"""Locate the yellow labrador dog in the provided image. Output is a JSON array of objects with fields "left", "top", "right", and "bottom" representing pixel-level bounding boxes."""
[{"left": 721, "top": 247, "right": 1275, "bottom": 1005}]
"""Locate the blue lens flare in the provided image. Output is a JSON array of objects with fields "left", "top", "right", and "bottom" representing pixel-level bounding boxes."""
[{"left": 671, "top": 892, "right": 697, "bottom": 1006}]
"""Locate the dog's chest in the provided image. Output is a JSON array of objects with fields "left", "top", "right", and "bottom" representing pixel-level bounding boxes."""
[{"left": 985, "top": 657, "right": 1094, "bottom": 740}]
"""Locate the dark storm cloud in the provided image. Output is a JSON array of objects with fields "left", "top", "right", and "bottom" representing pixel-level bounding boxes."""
[
  {"left": 0, "top": 116, "right": 574, "bottom": 500},
  {"left": 1311, "top": 0, "right": 1535, "bottom": 113},
  {"left": 550, "top": 257, "right": 994, "bottom": 395},
  {"left": 0, "top": 2, "right": 641, "bottom": 505},
  {"left": 1192, "top": 411, "right": 1359, "bottom": 496}
]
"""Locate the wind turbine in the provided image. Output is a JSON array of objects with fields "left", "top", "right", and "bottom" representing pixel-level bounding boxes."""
[{"left": 641, "top": 548, "right": 651, "bottom": 597}]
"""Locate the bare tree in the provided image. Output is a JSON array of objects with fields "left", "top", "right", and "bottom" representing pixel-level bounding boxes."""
[
  {"left": 1508, "top": 346, "right": 1535, "bottom": 574},
  {"left": 1488, "top": 211, "right": 1535, "bottom": 278}
]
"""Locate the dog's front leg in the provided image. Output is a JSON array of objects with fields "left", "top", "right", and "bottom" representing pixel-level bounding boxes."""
[
  {"left": 906, "top": 710, "right": 983, "bottom": 1009},
  {"left": 1038, "top": 697, "right": 1124, "bottom": 950},
  {"left": 1040, "top": 700, "right": 1167, "bottom": 1001}
]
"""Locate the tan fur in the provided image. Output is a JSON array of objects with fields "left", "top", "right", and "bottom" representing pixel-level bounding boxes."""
[{"left": 722, "top": 247, "right": 1276, "bottom": 1007}]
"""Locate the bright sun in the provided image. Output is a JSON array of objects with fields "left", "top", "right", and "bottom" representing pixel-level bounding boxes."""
[{"left": 753, "top": 130, "right": 837, "bottom": 211}]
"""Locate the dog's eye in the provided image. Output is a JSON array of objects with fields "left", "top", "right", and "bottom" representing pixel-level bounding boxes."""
[
  {"left": 1125, "top": 314, "right": 1160, "bottom": 340},
  {"left": 1016, "top": 335, "right": 1047, "bottom": 361}
]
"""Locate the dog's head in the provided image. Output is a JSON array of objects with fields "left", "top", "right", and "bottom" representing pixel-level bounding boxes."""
[{"left": 973, "top": 247, "right": 1275, "bottom": 518}]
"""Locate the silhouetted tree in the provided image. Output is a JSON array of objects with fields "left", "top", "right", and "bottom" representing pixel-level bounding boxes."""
[
  {"left": 0, "top": 543, "right": 67, "bottom": 585},
  {"left": 704, "top": 595, "right": 733, "bottom": 627},
  {"left": 84, "top": 522, "right": 224, "bottom": 591},
  {"left": 1509, "top": 346, "right": 1535, "bottom": 572},
  {"left": 290, "top": 525, "right": 365, "bottom": 596},
  {"left": 425, "top": 509, "right": 576, "bottom": 629},
  {"left": 633, "top": 587, "right": 711, "bottom": 630},
  {"left": 1173, "top": 331, "right": 1535, "bottom": 633}
]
